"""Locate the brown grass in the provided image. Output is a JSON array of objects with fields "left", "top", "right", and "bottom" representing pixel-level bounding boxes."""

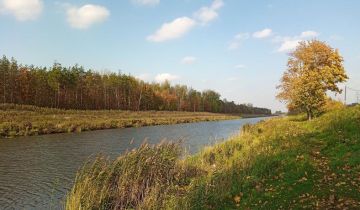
[{"left": 0, "top": 103, "right": 239, "bottom": 138}]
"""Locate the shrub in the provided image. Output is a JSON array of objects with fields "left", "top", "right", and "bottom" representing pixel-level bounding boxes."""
[{"left": 321, "top": 98, "right": 345, "bottom": 113}]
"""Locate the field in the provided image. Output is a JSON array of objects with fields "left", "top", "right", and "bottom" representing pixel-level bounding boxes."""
[
  {"left": 66, "top": 105, "right": 360, "bottom": 209},
  {"left": 0, "top": 104, "right": 241, "bottom": 138}
]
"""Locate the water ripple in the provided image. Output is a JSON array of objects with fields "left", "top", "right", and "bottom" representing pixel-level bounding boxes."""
[{"left": 0, "top": 117, "right": 268, "bottom": 209}]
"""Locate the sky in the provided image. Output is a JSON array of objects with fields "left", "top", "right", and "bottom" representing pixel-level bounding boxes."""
[{"left": 1, "top": 0, "right": 360, "bottom": 111}]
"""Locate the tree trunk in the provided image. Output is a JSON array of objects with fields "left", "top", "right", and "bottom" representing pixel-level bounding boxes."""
[
  {"left": 57, "top": 84, "right": 60, "bottom": 108},
  {"left": 3, "top": 70, "right": 6, "bottom": 103},
  {"left": 307, "top": 108, "right": 313, "bottom": 121},
  {"left": 115, "top": 88, "right": 119, "bottom": 109},
  {"left": 137, "top": 87, "right": 142, "bottom": 111}
]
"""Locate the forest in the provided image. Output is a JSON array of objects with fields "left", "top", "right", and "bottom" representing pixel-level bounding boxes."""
[{"left": 0, "top": 55, "right": 271, "bottom": 115}]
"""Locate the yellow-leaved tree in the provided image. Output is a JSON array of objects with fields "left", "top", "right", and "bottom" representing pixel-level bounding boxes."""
[{"left": 277, "top": 40, "right": 348, "bottom": 120}]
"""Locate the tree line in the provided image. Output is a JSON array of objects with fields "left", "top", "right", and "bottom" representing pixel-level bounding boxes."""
[{"left": 0, "top": 55, "right": 271, "bottom": 115}]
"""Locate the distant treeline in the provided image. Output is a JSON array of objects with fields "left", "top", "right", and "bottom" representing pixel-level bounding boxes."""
[{"left": 0, "top": 55, "right": 271, "bottom": 115}]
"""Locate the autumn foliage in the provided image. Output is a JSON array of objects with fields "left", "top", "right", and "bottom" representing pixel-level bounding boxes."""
[
  {"left": 277, "top": 40, "right": 348, "bottom": 120},
  {"left": 0, "top": 56, "right": 270, "bottom": 115}
]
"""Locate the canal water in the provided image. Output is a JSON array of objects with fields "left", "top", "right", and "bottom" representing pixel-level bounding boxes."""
[{"left": 0, "top": 117, "right": 268, "bottom": 209}]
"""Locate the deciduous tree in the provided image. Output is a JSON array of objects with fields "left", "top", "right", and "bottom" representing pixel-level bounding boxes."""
[{"left": 277, "top": 40, "right": 348, "bottom": 120}]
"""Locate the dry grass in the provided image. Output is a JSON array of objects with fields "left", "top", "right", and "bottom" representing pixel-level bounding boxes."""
[
  {"left": 66, "top": 142, "right": 189, "bottom": 209},
  {"left": 0, "top": 103, "right": 239, "bottom": 138}
]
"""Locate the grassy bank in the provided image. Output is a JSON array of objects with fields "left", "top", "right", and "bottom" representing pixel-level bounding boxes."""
[
  {"left": 66, "top": 105, "right": 360, "bottom": 209},
  {"left": 0, "top": 104, "right": 240, "bottom": 138}
]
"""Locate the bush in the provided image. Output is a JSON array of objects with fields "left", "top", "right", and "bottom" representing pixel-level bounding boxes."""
[{"left": 321, "top": 98, "right": 345, "bottom": 113}]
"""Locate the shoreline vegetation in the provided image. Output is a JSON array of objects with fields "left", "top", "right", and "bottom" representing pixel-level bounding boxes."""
[
  {"left": 0, "top": 103, "right": 271, "bottom": 138},
  {"left": 66, "top": 105, "right": 360, "bottom": 209}
]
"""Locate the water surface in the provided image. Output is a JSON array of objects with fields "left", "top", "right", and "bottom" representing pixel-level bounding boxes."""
[{"left": 0, "top": 117, "right": 268, "bottom": 209}]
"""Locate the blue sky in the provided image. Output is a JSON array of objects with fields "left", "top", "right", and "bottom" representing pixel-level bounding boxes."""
[{"left": 1, "top": 0, "right": 360, "bottom": 111}]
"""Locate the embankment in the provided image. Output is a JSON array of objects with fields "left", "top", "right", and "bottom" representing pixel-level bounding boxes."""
[{"left": 66, "top": 105, "right": 360, "bottom": 209}]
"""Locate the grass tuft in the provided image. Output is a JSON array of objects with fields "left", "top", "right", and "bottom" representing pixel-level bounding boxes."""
[{"left": 66, "top": 142, "right": 184, "bottom": 209}]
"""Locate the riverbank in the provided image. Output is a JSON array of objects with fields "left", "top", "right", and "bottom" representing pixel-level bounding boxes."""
[
  {"left": 0, "top": 104, "right": 242, "bottom": 138},
  {"left": 66, "top": 105, "right": 360, "bottom": 209}
]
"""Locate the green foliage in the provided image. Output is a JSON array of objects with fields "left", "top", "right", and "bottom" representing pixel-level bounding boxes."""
[{"left": 67, "top": 106, "right": 360, "bottom": 209}]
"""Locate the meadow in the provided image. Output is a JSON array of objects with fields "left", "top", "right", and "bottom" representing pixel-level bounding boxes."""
[
  {"left": 66, "top": 105, "right": 360, "bottom": 209},
  {"left": 0, "top": 103, "right": 241, "bottom": 138}
]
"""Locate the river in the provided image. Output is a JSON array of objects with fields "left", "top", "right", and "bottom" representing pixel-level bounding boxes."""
[{"left": 0, "top": 117, "right": 268, "bottom": 209}]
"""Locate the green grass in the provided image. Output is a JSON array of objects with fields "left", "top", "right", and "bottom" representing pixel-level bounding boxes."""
[
  {"left": 0, "top": 103, "right": 240, "bottom": 138},
  {"left": 66, "top": 105, "right": 360, "bottom": 209}
]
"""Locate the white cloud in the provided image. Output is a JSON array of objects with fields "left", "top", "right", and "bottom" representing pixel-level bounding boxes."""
[
  {"left": 194, "top": 7, "right": 217, "bottom": 24},
  {"left": 234, "top": 33, "right": 250, "bottom": 39},
  {"left": 136, "top": 73, "right": 152, "bottom": 81},
  {"left": 147, "top": 0, "right": 223, "bottom": 42},
  {"left": 1, "top": 0, "right": 43, "bottom": 21},
  {"left": 131, "top": 0, "right": 159, "bottom": 6},
  {"left": 155, "top": 73, "right": 179, "bottom": 83},
  {"left": 235, "top": 64, "right": 246, "bottom": 69},
  {"left": 211, "top": 0, "right": 224, "bottom": 10},
  {"left": 194, "top": 0, "right": 224, "bottom": 24},
  {"left": 181, "top": 56, "right": 197, "bottom": 64},
  {"left": 147, "top": 17, "right": 196, "bottom": 42},
  {"left": 276, "top": 30, "right": 319, "bottom": 52},
  {"left": 300, "top": 30, "right": 319, "bottom": 38},
  {"left": 228, "top": 33, "right": 249, "bottom": 50},
  {"left": 278, "top": 39, "right": 302, "bottom": 52},
  {"left": 253, "top": 28, "right": 272, "bottom": 39},
  {"left": 66, "top": 4, "right": 110, "bottom": 29}
]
